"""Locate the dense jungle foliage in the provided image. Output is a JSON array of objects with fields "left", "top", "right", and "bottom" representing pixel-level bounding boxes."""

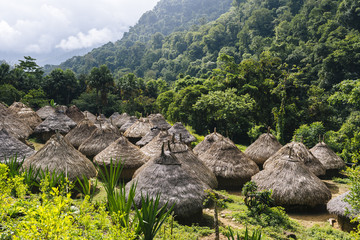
[{"left": 1, "top": 0, "right": 360, "bottom": 162}]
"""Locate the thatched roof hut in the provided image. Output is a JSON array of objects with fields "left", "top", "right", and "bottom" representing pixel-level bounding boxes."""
[
  {"left": 168, "top": 122, "right": 196, "bottom": 144},
  {"left": 263, "top": 141, "right": 326, "bottom": 176},
  {"left": 0, "top": 128, "right": 35, "bottom": 162},
  {"left": 66, "top": 105, "right": 85, "bottom": 124},
  {"left": 126, "top": 146, "right": 208, "bottom": 222},
  {"left": 78, "top": 124, "right": 120, "bottom": 159},
  {"left": 197, "top": 136, "right": 259, "bottom": 188},
  {"left": 193, "top": 130, "right": 222, "bottom": 156},
  {"left": 327, "top": 191, "right": 358, "bottom": 231},
  {"left": 244, "top": 132, "right": 282, "bottom": 166},
  {"left": 140, "top": 130, "right": 172, "bottom": 159},
  {"left": 33, "top": 110, "right": 77, "bottom": 142},
  {"left": 65, "top": 118, "right": 97, "bottom": 149},
  {"left": 124, "top": 117, "right": 152, "bottom": 144},
  {"left": 22, "top": 133, "right": 97, "bottom": 181},
  {"left": 83, "top": 111, "right": 97, "bottom": 123},
  {"left": 252, "top": 152, "right": 331, "bottom": 209},
  {"left": 136, "top": 127, "right": 160, "bottom": 147},
  {"left": 110, "top": 112, "right": 131, "bottom": 128},
  {"left": 310, "top": 141, "right": 346, "bottom": 175},
  {"left": 94, "top": 135, "right": 148, "bottom": 180},
  {"left": 119, "top": 116, "right": 138, "bottom": 133},
  {"left": 8, "top": 102, "right": 42, "bottom": 129},
  {"left": 148, "top": 113, "right": 171, "bottom": 130},
  {"left": 36, "top": 105, "right": 55, "bottom": 120}
]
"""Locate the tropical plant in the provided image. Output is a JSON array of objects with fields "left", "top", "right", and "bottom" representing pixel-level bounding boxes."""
[
  {"left": 242, "top": 181, "right": 274, "bottom": 214},
  {"left": 226, "top": 226, "right": 262, "bottom": 240}
]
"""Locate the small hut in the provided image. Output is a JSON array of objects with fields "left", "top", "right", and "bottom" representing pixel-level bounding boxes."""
[
  {"left": 126, "top": 146, "right": 208, "bottom": 223},
  {"left": 36, "top": 105, "right": 55, "bottom": 120},
  {"left": 94, "top": 135, "right": 148, "bottom": 180},
  {"left": 119, "top": 116, "right": 138, "bottom": 133},
  {"left": 66, "top": 105, "right": 85, "bottom": 124},
  {"left": 33, "top": 110, "right": 77, "bottom": 142},
  {"left": 110, "top": 112, "right": 131, "bottom": 128},
  {"left": 148, "top": 113, "right": 171, "bottom": 130},
  {"left": 8, "top": 102, "right": 42, "bottom": 129},
  {"left": 0, "top": 128, "right": 35, "bottom": 162},
  {"left": 22, "top": 133, "right": 97, "bottom": 182},
  {"left": 263, "top": 141, "right": 326, "bottom": 176},
  {"left": 245, "top": 131, "right": 282, "bottom": 167},
  {"left": 83, "top": 111, "right": 97, "bottom": 123},
  {"left": 65, "top": 118, "right": 98, "bottom": 149},
  {"left": 197, "top": 136, "right": 259, "bottom": 189},
  {"left": 310, "top": 141, "right": 346, "bottom": 177},
  {"left": 124, "top": 117, "right": 152, "bottom": 144},
  {"left": 327, "top": 191, "right": 358, "bottom": 232},
  {"left": 252, "top": 152, "right": 331, "bottom": 209},
  {"left": 193, "top": 129, "right": 222, "bottom": 156},
  {"left": 140, "top": 130, "right": 171, "bottom": 159},
  {"left": 136, "top": 127, "right": 160, "bottom": 147},
  {"left": 168, "top": 122, "right": 196, "bottom": 145},
  {"left": 78, "top": 124, "right": 120, "bottom": 159}
]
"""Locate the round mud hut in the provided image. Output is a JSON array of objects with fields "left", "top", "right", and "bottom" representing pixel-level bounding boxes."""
[
  {"left": 9, "top": 102, "right": 42, "bottom": 130},
  {"left": 36, "top": 105, "right": 55, "bottom": 120},
  {"left": 136, "top": 127, "right": 160, "bottom": 147},
  {"left": 119, "top": 116, "right": 138, "bottom": 133},
  {"left": 124, "top": 117, "right": 152, "bottom": 144},
  {"left": 22, "top": 133, "right": 97, "bottom": 182},
  {"left": 193, "top": 129, "right": 222, "bottom": 156},
  {"left": 244, "top": 131, "right": 282, "bottom": 167},
  {"left": 140, "top": 130, "right": 172, "bottom": 159},
  {"left": 263, "top": 141, "right": 326, "bottom": 177},
  {"left": 0, "top": 128, "right": 35, "bottom": 162},
  {"left": 94, "top": 135, "right": 148, "bottom": 180},
  {"left": 252, "top": 151, "right": 331, "bottom": 209},
  {"left": 66, "top": 105, "right": 85, "bottom": 124},
  {"left": 65, "top": 118, "right": 98, "bottom": 149},
  {"left": 168, "top": 122, "right": 196, "bottom": 145},
  {"left": 197, "top": 136, "right": 259, "bottom": 189},
  {"left": 327, "top": 191, "right": 358, "bottom": 232},
  {"left": 310, "top": 141, "right": 346, "bottom": 177},
  {"left": 126, "top": 146, "right": 209, "bottom": 223}
]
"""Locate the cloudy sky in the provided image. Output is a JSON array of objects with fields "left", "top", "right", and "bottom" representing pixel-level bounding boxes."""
[{"left": 0, "top": 0, "right": 160, "bottom": 65}]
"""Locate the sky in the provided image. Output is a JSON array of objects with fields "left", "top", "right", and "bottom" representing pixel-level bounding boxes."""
[{"left": 0, "top": 0, "right": 160, "bottom": 66}]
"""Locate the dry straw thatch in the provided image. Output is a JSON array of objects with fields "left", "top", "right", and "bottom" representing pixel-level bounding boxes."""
[
  {"left": 36, "top": 105, "right": 55, "bottom": 120},
  {"left": 263, "top": 141, "right": 326, "bottom": 176},
  {"left": 78, "top": 123, "right": 120, "bottom": 159},
  {"left": 33, "top": 110, "right": 77, "bottom": 142},
  {"left": 197, "top": 136, "right": 259, "bottom": 188},
  {"left": 124, "top": 117, "right": 152, "bottom": 139},
  {"left": 140, "top": 130, "right": 172, "bottom": 159},
  {"left": 193, "top": 129, "right": 222, "bottom": 156},
  {"left": 252, "top": 152, "right": 331, "bottom": 208},
  {"left": 119, "top": 116, "right": 138, "bottom": 133},
  {"left": 244, "top": 132, "right": 282, "bottom": 166},
  {"left": 65, "top": 118, "right": 97, "bottom": 149},
  {"left": 9, "top": 102, "right": 42, "bottom": 129},
  {"left": 82, "top": 111, "right": 97, "bottom": 123},
  {"left": 22, "top": 133, "right": 97, "bottom": 181},
  {"left": 148, "top": 113, "right": 171, "bottom": 130},
  {"left": 310, "top": 141, "right": 346, "bottom": 172},
  {"left": 110, "top": 112, "right": 131, "bottom": 128},
  {"left": 66, "top": 105, "right": 85, "bottom": 124},
  {"left": 0, "top": 128, "right": 35, "bottom": 162},
  {"left": 136, "top": 127, "right": 160, "bottom": 147},
  {"left": 126, "top": 146, "right": 208, "bottom": 222},
  {"left": 168, "top": 122, "right": 196, "bottom": 144},
  {"left": 94, "top": 135, "right": 148, "bottom": 180}
]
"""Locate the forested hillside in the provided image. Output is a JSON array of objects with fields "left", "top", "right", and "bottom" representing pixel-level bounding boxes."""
[{"left": 1, "top": 0, "right": 360, "bottom": 163}]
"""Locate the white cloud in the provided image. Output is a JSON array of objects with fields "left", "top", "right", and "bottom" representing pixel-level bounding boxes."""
[{"left": 0, "top": 21, "right": 21, "bottom": 47}]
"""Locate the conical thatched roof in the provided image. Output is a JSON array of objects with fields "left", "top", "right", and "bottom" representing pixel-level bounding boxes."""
[
  {"left": 124, "top": 117, "right": 152, "bottom": 139},
  {"left": 119, "top": 116, "right": 138, "bottom": 133},
  {"left": 83, "top": 111, "right": 97, "bottom": 123},
  {"left": 136, "top": 127, "right": 160, "bottom": 147},
  {"left": 168, "top": 122, "right": 196, "bottom": 144},
  {"left": 110, "top": 112, "right": 130, "bottom": 128},
  {"left": 8, "top": 102, "right": 42, "bottom": 129},
  {"left": 140, "top": 130, "right": 172, "bottom": 159},
  {"left": 126, "top": 147, "right": 208, "bottom": 221},
  {"left": 197, "top": 136, "right": 259, "bottom": 188},
  {"left": 66, "top": 105, "right": 85, "bottom": 124},
  {"left": 193, "top": 130, "right": 223, "bottom": 156},
  {"left": 310, "top": 142, "right": 346, "bottom": 171},
  {"left": 252, "top": 153, "right": 331, "bottom": 208},
  {"left": 245, "top": 132, "right": 282, "bottom": 165},
  {"left": 327, "top": 191, "right": 355, "bottom": 218},
  {"left": 78, "top": 124, "right": 120, "bottom": 159},
  {"left": 33, "top": 110, "right": 77, "bottom": 142},
  {"left": 22, "top": 133, "right": 97, "bottom": 181},
  {"left": 263, "top": 141, "right": 326, "bottom": 176},
  {"left": 36, "top": 105, "right": 55, "bottom": 120},
  {"left": 148, "top": 113, "right": 171, "bottom": 130},
  {"left": 0, "top": 128, "right": 35, "bottom": 162},
  {"left": 65, "top": 118, "right": 98, "bottom": 149}
]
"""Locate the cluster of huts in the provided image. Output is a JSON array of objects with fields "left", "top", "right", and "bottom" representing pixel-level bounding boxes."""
[{"left": 0, "top": 102, "right": 357, "bottom": 228}]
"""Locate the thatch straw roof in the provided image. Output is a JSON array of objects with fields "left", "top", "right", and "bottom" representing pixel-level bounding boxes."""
[
  {"left": 126, "top": 147, "right": 208, "bottom": 220},
  {"left": 148, "top": 113, "right": 171, "bottom": 130},
  {"left": 110, "top": 112, "right": 130, "bottom": 128},
  {"left": 252, "top": 153, "right": 331, "bottom": 208},
  {"left": 0, "top": 128, "right": 35, "bottom": 162},
  {"left": 8, "top": 102, "right": 42, "bottom": 129},
  {"left": 263, "top": 141, "right": 326, "bottom": 176},
  {"left": 140, "top": 130, "right": 172, "bottom": 159},
  {"left": 83, "top": 111, "right": 97, "bottom": 123},
  {"left": 136, "top": 127, "right": 160, "bottom": 147},
  {"left": 327, "top": 191, "right": 354, "bottom": 218},
  {"left": 119, "top": 116, "right": 138, "bottom": 132},
  {"left": 245, "top": 132, "right": 282, "bottom": 165},
  {"left": 124, "top": 117, "right": 152, "bottom": 139},
  {"left": 193, "top": 130, "right": 222, "bottom": 156},
  {"left": 310, "top": 142, "right": 346, "bottom": 171},
  {"left": 65, "top": 118, "right": 97, "bottom": 149},
  {"left": 168, "top": 122, "right": 196, "bottom": 144},
  {"left": 33, "top": 110, "right": 77, "bottom": 142},
  {"left": 0, "top": 105, "right": 33, "bottom": 142},
  {"left": 66, "top": 105, "right": 85, "bottom": 124},
  {"left": 78, "top": 124, "right": 120, "bottom": 159},
  {"left": 22, "top": 133, "right": 97, "bottom": 181},
  {"left": 36, "top": 105, "right": 55, "bottom": 120},
  {"left": 197, "top": 136, "right": 259, "bottom": 188}
]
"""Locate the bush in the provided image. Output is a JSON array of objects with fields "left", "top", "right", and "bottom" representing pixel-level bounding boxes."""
[{"left": 293, "top": 122, "right": 325, "bottom": 148}]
